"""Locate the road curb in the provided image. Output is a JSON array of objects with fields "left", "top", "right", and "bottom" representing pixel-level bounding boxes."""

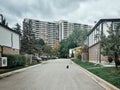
[
  {"left": 0, "top": 64, "right": 41, "bottom": 79},
  {"left": 73, "top": 62, "right": 120, "bottom": 90}
]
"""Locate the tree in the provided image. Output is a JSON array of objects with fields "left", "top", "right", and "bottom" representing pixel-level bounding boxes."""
[
  {"left": 14, "top": 23, "right": 21, "bottom": 34},
  {"left": 52, "top": 42, "right": 60, "bottom": 56},
  {"left": 59, "top": 29, "right": 88, "bottom": 58},
  {"left": 101, "top": 23, "right": 120, "bottom": 57},
  {"left": 59, "top": 40, "right": 67, "bottom": 58},
  {"left": 37, "top": 38, "right": 45, "bottom": 46},
  {"left": 42, "top": 45, "right": 52, "bottom": 55},
  {"left": 33, "top": 42, "right": 43, "bottom": 55},
  {"left": 0, "top": 14, "right": 8, "bottom": 26},
  {"left": 21, "top": 35, "right": 36, "bottom": 54},
  {"left": 20, "top": 26, "right": 36, "bottom": 54}
]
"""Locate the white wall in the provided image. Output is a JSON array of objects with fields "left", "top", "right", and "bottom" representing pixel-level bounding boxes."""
[
  {"left": 103, "top": 22, "right": 111, "bottom": 37},
  {"left": 12, "top": 33, "right": 20, "bottom": 49},
  {"left": 88, "top": 23, "right": 104, "bottom": 47},
  {"left": 88, "top": 22, "right": 116, "bottom": 47},
  {"left": 0, "top": 26, "right": 20, "bottom": 49}
]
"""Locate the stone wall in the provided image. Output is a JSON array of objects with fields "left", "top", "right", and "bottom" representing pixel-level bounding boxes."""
[
  {"left": 89, "top": 43, "right": 108, "bottom": 64},
  {"left": 2, "top": 46, "right": 19, "bottom": 55},
  {"left": 89, "top": 43, "right": 100, "bottom": 63}
]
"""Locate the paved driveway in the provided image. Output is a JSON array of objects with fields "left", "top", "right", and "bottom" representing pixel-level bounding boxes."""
[{"left": 0, "top": 59, "right": 105, "bottom": 90}]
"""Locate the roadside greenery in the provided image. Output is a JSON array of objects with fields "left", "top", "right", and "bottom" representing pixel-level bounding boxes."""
[
  {"left": 52, "top": 42, "right": 60, "bottom": 57},
  {"left": 0, "top": 62, "right": 41, "bottom": 74},
  {"left": 0, "top": 66, "right": 25, "bottom": 74},
  {"left": 20, "top": 27, "right": 36, "bottom": 54},
  {"left": 101, "top": 24, "right": 120, "bottom": 57},
  {"left": 13, "top": 23, "right": 21, "bottom": 34},
  {"left": 74, "top": 60, "right": 120, "bottom": 88},
  {"left": 3, "top": 54, "right": 26, "bottom": 68},
  {"left": 0, "top": 54, "right": 41, "bottom": 74},
  {"left": 59, "top": 29, "right": 88, "bottom": 58}
]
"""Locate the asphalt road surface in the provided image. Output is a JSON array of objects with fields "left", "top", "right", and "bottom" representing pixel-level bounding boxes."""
[{"left": 0, "top": 59, "right": 105, "bottom": 90}]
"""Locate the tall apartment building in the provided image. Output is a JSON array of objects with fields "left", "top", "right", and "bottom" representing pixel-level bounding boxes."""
[
  {"left": 58, "top": 20, "right": 92, "bottom": 42},
  {"left": 23, "top": 18, "right": 59, "bottom": 47},
  {"left": 58, "top": 20, "right": 69, "bottom": 41},
  {"left": 23, "top": 18, "right": 48, "bottom": 43},
  {"left": 47, "top": 22, "right": 59, "bottom": 47},
  {"left": 23, "top": 18, "right": 91, "bottom": 47}
]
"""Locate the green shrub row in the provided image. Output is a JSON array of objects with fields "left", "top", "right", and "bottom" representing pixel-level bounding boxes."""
[{"left": 3, "top": 54, "right": 26, "bottom": 68}]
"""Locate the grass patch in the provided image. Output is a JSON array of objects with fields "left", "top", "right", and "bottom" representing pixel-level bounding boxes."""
[
  {"left": 0, "top": 66, "right": 25, "bottom": 74},
  {"left": 74, "top": 60, "right": 120, "bottom": 89},
  {"left": 75, "top": 60, "right": 101, "bottom": 69},
  {"left": 0, "top": 62, "right": 41, "bottom": 74}
]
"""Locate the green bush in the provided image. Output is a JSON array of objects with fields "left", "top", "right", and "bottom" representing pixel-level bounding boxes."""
[{"left": 3, "top": 54, "right": 26, "bottom": 68}]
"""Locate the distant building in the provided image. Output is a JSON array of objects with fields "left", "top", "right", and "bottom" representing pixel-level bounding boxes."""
[
  {"left": 0, "top": 23, "right": 20, "bottom": 57},
  {"left": 23, "top": 18, "right": 91, "bottom": 47},
  {"left": 58, "top": 20, "right": 91, "bottom": 42},
  {"left": 23, "top": 18, "right": 48, "bottom": 43},
  {"left": 87, "top": 18, "right": 120, "bottom": 64},
  {"left": 58, "top": 20, "right": 70, "bottom": 41},
  {"left": 47, "top": 22, "right": 59, "bottom": 47}
]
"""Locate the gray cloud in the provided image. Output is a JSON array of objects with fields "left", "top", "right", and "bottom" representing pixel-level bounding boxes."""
[{"left": 0, "top": 0, "right": 120, "bottom": 27}]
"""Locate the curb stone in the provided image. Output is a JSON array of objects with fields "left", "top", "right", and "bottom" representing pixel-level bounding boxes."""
[
  {"left": 73, "top": 61, "right": 120, "bottom": 90},
  {"left": 0, "top": 64, "right": 41, "bottom": 79}
]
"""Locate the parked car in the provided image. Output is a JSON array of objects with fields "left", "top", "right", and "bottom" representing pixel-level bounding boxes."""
[
  {"left": 40, "top": 56, "right": 48, "bottom": 60},
  {"left": 32, "top": 56, "right": 42, "bottom": 62}
]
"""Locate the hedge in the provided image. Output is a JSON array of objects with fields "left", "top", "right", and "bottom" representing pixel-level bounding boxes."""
[{"left": 3, "top": 54, "right": 26, "bottom": 68}]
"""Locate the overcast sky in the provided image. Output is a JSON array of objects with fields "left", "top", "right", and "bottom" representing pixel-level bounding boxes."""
[{"left": 0, "top": 0, "right": 120, "bottom": 28}]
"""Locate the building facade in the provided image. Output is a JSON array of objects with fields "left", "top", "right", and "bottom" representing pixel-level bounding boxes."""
[
  {"left": 58, "top": 20, "right": 69, "bottom": 41},
  {"left": 87, "top": 18, "right": 120, "bottom": 64},
  {"left": 47, "top": 22, "right": 59, "bottom": 47},
  {"left": 0, "top": 23, "right": 20, "bottom": 57},
  {"left": 58, "top": 20, "right": 91, "bottom": 42},
  {"left": 23, "top": 18, "right": 48, "bottom": 43}
]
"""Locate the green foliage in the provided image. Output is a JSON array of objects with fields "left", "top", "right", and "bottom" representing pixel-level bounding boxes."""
[
  {"left": 59, "top": 29, "right": 88, "bottom": 58},
  {"left": 74, "top": 60, "right": 120, "bottom": 88},
  {"left": 21, "top": 27, "right": 36, "bottom": 54},
  {"left": 52, "top": 42, "right": 60, "bottom": 57},
  {"left": 3, "top": 54, "right": 26, "bottom": 68},
  {"left": 101, "top": 24, "right": 120, "bottom": 57},
  {"left": 0, "top": 14, "right": 8, "bottom": 26},
  {"left": 14, "top": 23, "right": 21, "bottom": 34},
  {"left": 75, "top": 60, "right": 100, "bottom": 69},
  {"left": 42, "top": 45, "right": 52, "bottom": 55},
  {"left": 21, "top": 24, "right": 52, "bottom": 56},
  {"left": 37, "top": 38, "right": 45, "bottom": 46}
]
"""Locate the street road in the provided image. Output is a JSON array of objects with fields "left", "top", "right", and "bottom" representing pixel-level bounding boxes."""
[{"left": 0, "top": 59, "right": 105, "bottom": 90}]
